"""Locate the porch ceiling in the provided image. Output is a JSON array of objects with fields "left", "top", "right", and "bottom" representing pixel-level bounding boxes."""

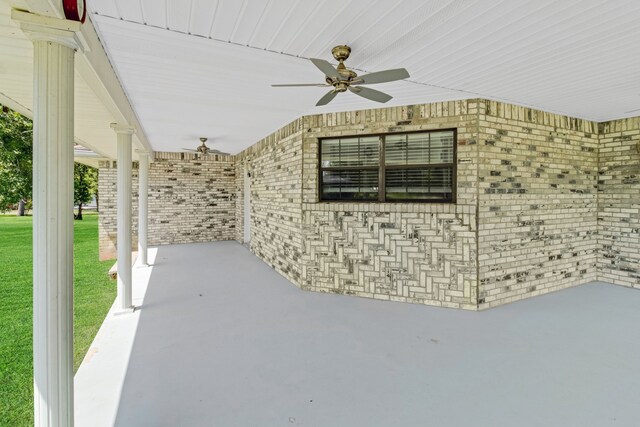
[
  {"left": 1, "top": 1, "right": 113, "bottom": 158},
  {"left": 87, "top": 0, "right": 640, "bottom": 154},
  {"left": 0, "top": 0, "right": 151, "bottom": 160}
]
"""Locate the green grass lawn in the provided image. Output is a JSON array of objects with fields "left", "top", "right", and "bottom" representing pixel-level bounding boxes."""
[{"left": 0, "top": 213, "right": 116, "bottom": 426}]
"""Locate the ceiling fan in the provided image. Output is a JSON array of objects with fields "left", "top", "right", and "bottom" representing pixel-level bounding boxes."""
[
  {"left": 272, "top": 45, "right": 410, "bottom": 106},
  {"left": 183, "top": 137, "right": 230, "bottom": 156}
]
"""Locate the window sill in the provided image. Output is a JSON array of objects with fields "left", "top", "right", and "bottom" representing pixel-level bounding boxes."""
[{"left": 302, "top": 201, "right": 459, "bottom": 214}]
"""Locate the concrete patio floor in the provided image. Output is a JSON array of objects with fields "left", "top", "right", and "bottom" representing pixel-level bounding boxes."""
[{"left": 75, "top": 241, "right": 640, "bottom": 427}]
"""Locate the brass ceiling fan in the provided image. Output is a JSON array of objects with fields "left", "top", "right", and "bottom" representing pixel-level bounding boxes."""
[
  {"left": 272, "top": 45, "right": 410, "bottom": 106},
  {"left": 183, "top": 137, "right": 230, "bottom": 156}
]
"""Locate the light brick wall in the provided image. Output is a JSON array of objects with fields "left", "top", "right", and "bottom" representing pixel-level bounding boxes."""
[
  {"left": 477, "top": 100, "right": 600, "bottom": 308},
  {"left": 97, "top": 164, "right": 138, "bottom": 260},
  {"left": 235, "top": 119, "right": 305, "bottom": 285},
  {"left": 98, "top": 99, "right": 639, "bottom": 310},
  {"left": 234, "top": 160, "right": 245, "bottom": 244},
  {"left": 98, "top": 152, "right": 235, "bottom": 260},
  {"left": 299, "top": 101, "right": 479, "bottom": 309},
  {"left": 233, "top": 99, "right": 638, "bottom": 309},
  {"left": 300, "top": 205, "right": 477, "bottom": 309},
  {"left": 598, "top": 117, "right": 640, "bottom": 288},
  {"left": 233, "top": 101, "right": 479, "bottom": 308}
]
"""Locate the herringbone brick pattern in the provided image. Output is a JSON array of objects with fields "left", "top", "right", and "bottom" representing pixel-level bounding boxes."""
[{"left": 301, "top": 209, "right": 477, "bottom": 308}]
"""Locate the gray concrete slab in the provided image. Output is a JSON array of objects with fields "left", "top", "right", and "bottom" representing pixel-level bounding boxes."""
[{"left": 78, "top": 242, "right": 640, "bottom": 427}]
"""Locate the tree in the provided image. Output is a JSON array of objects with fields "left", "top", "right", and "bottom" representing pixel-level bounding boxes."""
[
  {"left": 0, "top": 107, "right": 32, "bottom": 215},
  {"left": 74, "top": 163, "right": 98, "bottom": 220}
]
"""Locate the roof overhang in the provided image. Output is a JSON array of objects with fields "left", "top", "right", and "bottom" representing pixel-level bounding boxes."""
[{"left": 0, "top": 0, "right": 154, "bottom": 160}]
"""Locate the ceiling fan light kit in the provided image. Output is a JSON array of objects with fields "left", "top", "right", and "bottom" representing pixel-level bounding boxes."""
[{"left": 272, "top": 45, "right": 410, "bottom": 106}]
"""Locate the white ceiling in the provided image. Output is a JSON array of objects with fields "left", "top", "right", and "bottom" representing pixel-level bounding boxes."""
[
  {"left": 87, "top": 0, "right": 640, "bottom": 153},
  {"left": 0, "top": 0, "right": 147, "bottom": 160}
]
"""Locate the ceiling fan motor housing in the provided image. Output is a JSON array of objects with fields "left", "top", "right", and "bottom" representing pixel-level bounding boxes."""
[{"left": 327, "top": 45, "right": 358, "bottom": 91}]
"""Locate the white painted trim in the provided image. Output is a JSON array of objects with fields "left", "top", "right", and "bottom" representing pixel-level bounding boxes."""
[
  {"left": 0, "top": 92, "right": 32, "bottom": 118},
  {"left": 73, "top": 136, "right": 111, "bottom": 158},
  {"left": 77, "top": 15, "right": 154, "bottom": 156},
  {"left": 25, "top": 0, "right": 64, "bottom": 19},
  {"left": 12, "top": 8, "right": 82, "bottom": 49},
  {"left": 110, "top": 123, "right": 135, "bottom": 135}
]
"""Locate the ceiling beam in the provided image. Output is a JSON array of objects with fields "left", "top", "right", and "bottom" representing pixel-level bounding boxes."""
[
  {"left": 0, "top": 90, "right": 112, "bottom": 159},
  {"left": 14, "top": 4, "right": 153, "bottom": 159},
  {"left": 76, "top": 15, "right": 153, "bottom": 157},
  {"left": 0, "top": 91, "right": 32, "bottom": 118},
  {"left": 24, "top": 0, "right": 63, "bottom": 19}
]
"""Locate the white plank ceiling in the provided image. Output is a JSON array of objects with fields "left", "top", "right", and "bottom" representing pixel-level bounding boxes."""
[
  {"left": 88, "top": 0, "right": 640, "bottom": 153},
  {"left": 0, "top": 0, "right": 125, "bottom": 159}
]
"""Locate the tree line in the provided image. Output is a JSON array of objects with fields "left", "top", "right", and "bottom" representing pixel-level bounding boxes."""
[{"left": 0, "top": 106, "right": 98, "bottom": 219}]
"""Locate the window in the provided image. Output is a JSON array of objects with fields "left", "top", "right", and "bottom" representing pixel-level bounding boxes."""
[{"left": 319, "top": 130, "right": 456, "bottom": 202}]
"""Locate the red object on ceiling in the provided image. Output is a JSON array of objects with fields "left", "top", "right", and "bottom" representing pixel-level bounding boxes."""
[{"left": 62, "top": 0, "right": 86, "bottom": 23}]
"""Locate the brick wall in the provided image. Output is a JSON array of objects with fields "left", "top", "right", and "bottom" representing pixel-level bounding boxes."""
[
  {"left": 477, "top": 100, "right": 600, "bottom": 308},
  {"left": 232, "top": 101, "right": 479, "bottom": 308},
  {"left": 98, "top": 164, "right": 138, "bottom": 260},
  {"left": 98, "top": 152, "right": 235, "bottom": 260},
  {"left": 234, "top": 99, "right": 638, "bottom": 309},
  {"left": 235, "top": 119, "right": 305, "bottom": 285},
  {"left": 598, "top": 117, "right": 640, "bottom": 288},
  {"left": 98, "top": 99, "right": 639, "bottom": 310},
  {"left": 234, "top": 159, "right": 245, "bottom": 244},
  {"left": 300, "top": 206, "right": 477, "bottom": 309},
  {"left": 299, "top": 101, "right": 479, "bottom": 309}
]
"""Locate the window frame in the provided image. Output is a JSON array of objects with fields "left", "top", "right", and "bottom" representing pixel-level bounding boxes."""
[{"left": 318, "top": 128, "right": 457, "bottom": 203}]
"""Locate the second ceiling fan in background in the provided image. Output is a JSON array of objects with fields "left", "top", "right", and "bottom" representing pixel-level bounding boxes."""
[{"left": 183, "top": 138, "right": 229, "bottom": 156}]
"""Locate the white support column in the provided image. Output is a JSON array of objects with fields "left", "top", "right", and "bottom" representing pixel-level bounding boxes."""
[
  {"left": 12, "top": 9, "right": 81, "bottom": 427},
  {"left": 111, "top": 124, "right": 135, "bottom": 311},
  {"left": 137, "top": 151, "right": 149, "bottom": 266}
]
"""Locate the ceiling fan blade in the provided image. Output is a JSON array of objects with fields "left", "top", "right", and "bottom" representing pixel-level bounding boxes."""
[
  {"left": 272, "top": 83, "right": 330, "bottom": 87},
  {"left": 316, "top": 90, "right": 338, "bottom": 106},
  {"left": 182, "top": 148, "right": 198, "bottom": 152},
  {"left": 310, "top": 58, "right": 340, "bottom": 79},
  {"left": 352, "top": 68, "right": 410, "bottom": 85},
  {"left": 348, "top": 86, "right": 392, "bottom": 103}
]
